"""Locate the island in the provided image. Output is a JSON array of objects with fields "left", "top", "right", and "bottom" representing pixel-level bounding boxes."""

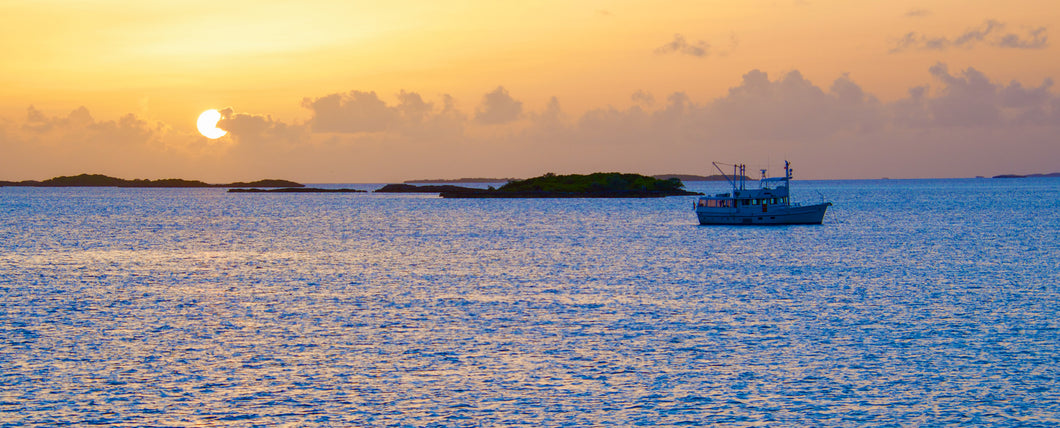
[
  {"left": 403, "top": 177, "right": 515, "bottom": 184},
  {"left": 0, "top": 173, "right": 304, "bottom": 188},
  {"left": 375, "top": 184, "right": 489, "bottom": 194},
  {"left": 992, "top": 172, "right": 1060, "bottom": 178},
  {"left": 378, "top": 172, "right": 702, "bottom": 198},
  {"left": 228, "top": 188, "right": 364, "bottom": 193}
]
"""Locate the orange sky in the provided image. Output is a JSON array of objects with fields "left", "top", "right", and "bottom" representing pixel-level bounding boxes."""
[{"left": 2, "top": 0, "right": 1059, "bottom": 181}]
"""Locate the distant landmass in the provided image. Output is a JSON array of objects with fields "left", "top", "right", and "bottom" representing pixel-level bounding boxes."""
[
  {"left": 376, "top": 184, "right": 482, "bottom": 193},
  {"left": 401, "top": 174, "right": 750, "bottom": 184},
  {"left": 992, "top": 172, "right": 1060, "bottom": 178},
  {"left": 653, "top": 174, "right": 751, "bottom": 182},
  {"left": 228, "top": 187, "right": 364, "bottom": 193},
  {"left": 380, "top": 172, "right": 702, "bottom": 198},
  {"left": 404, "top": 177, "right": 516, "bottom": 184},
  {"left": 0, "top": 174, "right": 303, "bottom": 188}
]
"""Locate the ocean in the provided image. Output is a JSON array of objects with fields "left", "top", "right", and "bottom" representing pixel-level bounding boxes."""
[{"left": 1, "top": 178, "right": 1058, "bottom": 426}]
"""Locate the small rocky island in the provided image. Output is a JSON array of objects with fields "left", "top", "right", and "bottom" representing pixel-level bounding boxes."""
[
  {"left": 0, "top": 173, "right": 303, "bottom": 188},
  {"left": 378, "top": 172, "right": 703, "bottom": 198}
]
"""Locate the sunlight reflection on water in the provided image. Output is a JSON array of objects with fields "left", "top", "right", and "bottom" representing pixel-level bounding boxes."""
[{"left": 1, "top": 180, "right": 1059, "bottom": 425}]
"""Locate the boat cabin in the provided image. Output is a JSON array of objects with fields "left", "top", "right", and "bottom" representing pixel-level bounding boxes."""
[{"left": 697, "top": 186, "right": 791, "bottom": 209}]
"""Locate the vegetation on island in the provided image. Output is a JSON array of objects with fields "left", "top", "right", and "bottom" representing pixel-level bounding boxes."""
[
  {"left": 378, "top": 172, "right": 703, "bottom": 198},
  {"left": 0, "top": 173, "right": 304, "bottom": 188},
  {"left": 498, "top": 172, "right": 688, "bottom": 194}
]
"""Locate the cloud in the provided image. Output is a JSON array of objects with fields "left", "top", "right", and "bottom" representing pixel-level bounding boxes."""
[
  {"left": 702, "top": 69, "right": 884, "bottom": 139},
  {"left": 475, "top": 86, "right": 523, "bottom": 124},
  {"left": 217, "top": 108, "right": 308, "bottom": 145},
  {"left": 997, "top": 27, "right": 1048, "bottom": 49},
  {"left": 23, "top": 106, "right": 95, "bottom": 133},
  {"left": 888, "top": 63, "right": 1058, "bottom": 129},
  {"left": 905, "top": 8, "right": 930, "bottom": 18},
  {"left": 631, "top": 90, "right": 655, "bottom": 106},
  {"left": 1, "top": 105, "right": 207, "bottom": 180},
  {"left": 298, "top": 90, "right": 467, "bottom": 138},
  {"left": 20, "top": 105, "right": 162, "bottom": 144},
  {"left": 655, "top": 34, "right": 709, "bottom": 57},
  {"left": 4, "top": 65, "right": 1060, "bottom": 182},
  {"left": 534, "top": 97, "right": 565, "bottom": 126},
  {"left": 890, "top": 20, "right": 1048, "bottom": 53},
  {"left": 301, "top": 91, "right": 397, "bottom": 133},
  {"left": 923, "top": 63, "right": 1002, "bottom": 126},
  {"left": 920, "top": 63, "right": 1056, "bottom": 127}
]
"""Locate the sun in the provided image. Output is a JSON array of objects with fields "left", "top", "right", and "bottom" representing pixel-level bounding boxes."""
[{"left": 196, "top": 109, "right": 227, "bottom": 139}]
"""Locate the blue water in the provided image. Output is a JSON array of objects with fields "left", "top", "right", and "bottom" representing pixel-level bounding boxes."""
[{"left": 1, "top": 179, "right": 1058, "bottom": 426}]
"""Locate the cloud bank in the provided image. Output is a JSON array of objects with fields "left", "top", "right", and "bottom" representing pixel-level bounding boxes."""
[{"left": 3, "top": 64, "right": 1059, "bottom": 181}]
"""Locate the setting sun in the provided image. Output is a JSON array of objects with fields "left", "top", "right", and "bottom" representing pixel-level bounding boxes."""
[{"left": 196, "top": 109, "right": 227, "bottom": 139}]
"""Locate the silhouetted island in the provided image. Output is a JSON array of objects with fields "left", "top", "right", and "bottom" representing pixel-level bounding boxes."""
[
  {"left": 403, "top": 178, "right": 516, "bottom": 184},
  {"left": 228, "top": 188, "right": 365, "bottom": 193},
  {"left": 0, "top": 174, "right": 303, "bottom": 188},
  {"left": 376, "top": 184, "right": 487, "bottom": 193},
  {"left": 378, "top": 173, "right": 702, "bottom": 198},
  {"left": 992, "top": 172, "right": 1060, "bottom": 178}
]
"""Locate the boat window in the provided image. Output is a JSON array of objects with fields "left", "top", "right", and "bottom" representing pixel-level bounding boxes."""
[{"left": 742, "top": 200, "right": 749, "bottom": 206}]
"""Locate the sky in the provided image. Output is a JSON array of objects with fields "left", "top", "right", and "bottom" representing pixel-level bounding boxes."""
[{"left": 2, "top": 0, "right": 1058, "bottom": 182}]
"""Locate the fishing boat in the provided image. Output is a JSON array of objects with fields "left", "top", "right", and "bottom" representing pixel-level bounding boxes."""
[{"left": 695, "top": 161, "right": 831, "bottom": 225}]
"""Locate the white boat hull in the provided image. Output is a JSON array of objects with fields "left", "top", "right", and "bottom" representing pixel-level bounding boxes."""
[{"left": 696, "top": 202, "right": 831, "bottom": 225}]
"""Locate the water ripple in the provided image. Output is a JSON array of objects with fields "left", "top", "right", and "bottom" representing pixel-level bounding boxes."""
[{"left": 1, "top": 180, "right": 1059, "bottom": 425}]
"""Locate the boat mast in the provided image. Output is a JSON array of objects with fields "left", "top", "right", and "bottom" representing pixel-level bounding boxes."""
[
  {"left": 713, "top": 162, "right": 737, "bottom": 192},
  {"left": 784, "top": 160, "right": 792, "bottom": 202}
]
